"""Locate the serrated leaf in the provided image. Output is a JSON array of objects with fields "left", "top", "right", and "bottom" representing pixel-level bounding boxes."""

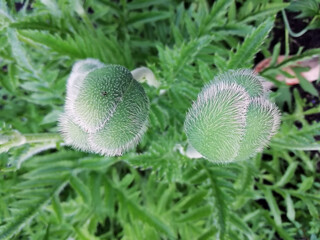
[
  {"left": 262, "top": 49, "right": 320, "bottom": 73},
  {"left": 227, "top": 19, "right": 273, "bottom": 69},
  {"left": 127, "top": 0, "right": 170, "bottom": 10},
  {"left": 264, "top": 189, "right": 282, "bottom": 226},
  {"left": 298, "top": 176, "right": 314, "bottom": 192},
  {"left": 177, "top": 205, "right": 213, "bottom": 222},
  {"left": 52, "top": 194, "right": 63, "bottom": 223},
  {"left": 285, "top": 193, "right": 295, "bottom": 221},
  {"left": 69, "top": 175, "right": 91, "bottom": 204},
  {"left": 0, "top": 181, "right": 67, "bottom": 240},
  {"left": 127, "top": 11, "right": 170, "bottom": 26},
  {"left": 293, "top": 67, "right": 319, "bottom": 96},
  {"left": 275, "top": 162, "right": 298, "bottom": 187},
  {"left": 240, "top": 3, "right": 289, "bottom": 23}
]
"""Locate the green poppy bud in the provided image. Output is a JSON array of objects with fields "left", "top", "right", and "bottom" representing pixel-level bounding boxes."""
[
  {"left": 66, "top": 58, "right": 105, "bottom": 101},
  {"left": 234, "top": 97, "right": 280, "bottom": 161},
  {"left": 214, "top": 69, "right": 268, "bottom": 97},
  {"left": 184, "top": 69, "right": 280, "bottom": 163},
  {"left": 59, "top": 113, "right": 91, "bottom": 152},
  {"left": 59, "top": 60, "right": 149, "bottom": 156}
]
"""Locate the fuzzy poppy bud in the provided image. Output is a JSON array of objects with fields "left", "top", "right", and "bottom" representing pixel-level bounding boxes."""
[
  {"left": 59, "top": 59, "right": 149, "bottom": 156},
  {"left": 184, "top": 69, "right": 280, "bottom": 163}
]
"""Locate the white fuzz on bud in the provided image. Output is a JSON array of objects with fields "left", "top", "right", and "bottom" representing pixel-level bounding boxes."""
[
  {"left": 59, "top": 59, "right": 149, "bottom": 156},
  {"left": 184, "top": 69, "right": 281, "bottom": 163}
]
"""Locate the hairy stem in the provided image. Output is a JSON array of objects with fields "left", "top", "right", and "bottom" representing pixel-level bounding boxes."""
[
  {"left": 24, "top": 133, "right": 63, "bottom": 143},
  {"left": 0, "top": 132, "right": 64, "bottom": 155}
]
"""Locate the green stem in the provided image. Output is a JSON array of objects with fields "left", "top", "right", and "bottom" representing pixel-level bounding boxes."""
[
  {"left": 281, "top": 10, "right": 312, "bottom": 38},
  {"left": 24, "top": 133, "right": 63, "bottom": 144}
]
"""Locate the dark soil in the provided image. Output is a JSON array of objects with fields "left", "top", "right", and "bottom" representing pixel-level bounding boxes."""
[
  {"left": 255, "top": 6, "right": 320, "bottom": 214},
  {"left": 275, "top": 9, "right": 320, "bottom": 145},
  {"left": 258, "top": 10, "right": 320, "bottom": 123},
  {"left": 271, "top": 11, "right": 320, "bottom": 54},
  {"left": 294, "top": 82, "right": 320, "bottom": 124}
]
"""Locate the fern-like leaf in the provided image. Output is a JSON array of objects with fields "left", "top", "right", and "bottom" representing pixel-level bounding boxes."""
[
  {"left": 0, "top": 180, "right": 68, "bottom": 240},
  {"left": 227, "top": 19, "right": 273, "bottom": 69}
]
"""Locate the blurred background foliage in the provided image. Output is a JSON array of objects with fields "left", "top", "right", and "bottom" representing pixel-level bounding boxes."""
[{"left": 0, "top": 0, "right": 319, "bottom": 239}]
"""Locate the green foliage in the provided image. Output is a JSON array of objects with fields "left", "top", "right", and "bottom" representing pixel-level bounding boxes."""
[
  {"left": 227, "top": 19, "right": 273, "bottom": 69},
  {"left": 287, "top": 0, "right": 320, "bottom": 19},
  {"left": 283, "top": 0, "right": 320, "bottom": 37},
  {"left": 0, "top": 1, "right": 319, "bottom": 240}
]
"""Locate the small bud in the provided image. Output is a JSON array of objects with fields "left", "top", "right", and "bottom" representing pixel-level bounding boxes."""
[{"left": 184, "top": 69, "right": 281, "bottom": 163}]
